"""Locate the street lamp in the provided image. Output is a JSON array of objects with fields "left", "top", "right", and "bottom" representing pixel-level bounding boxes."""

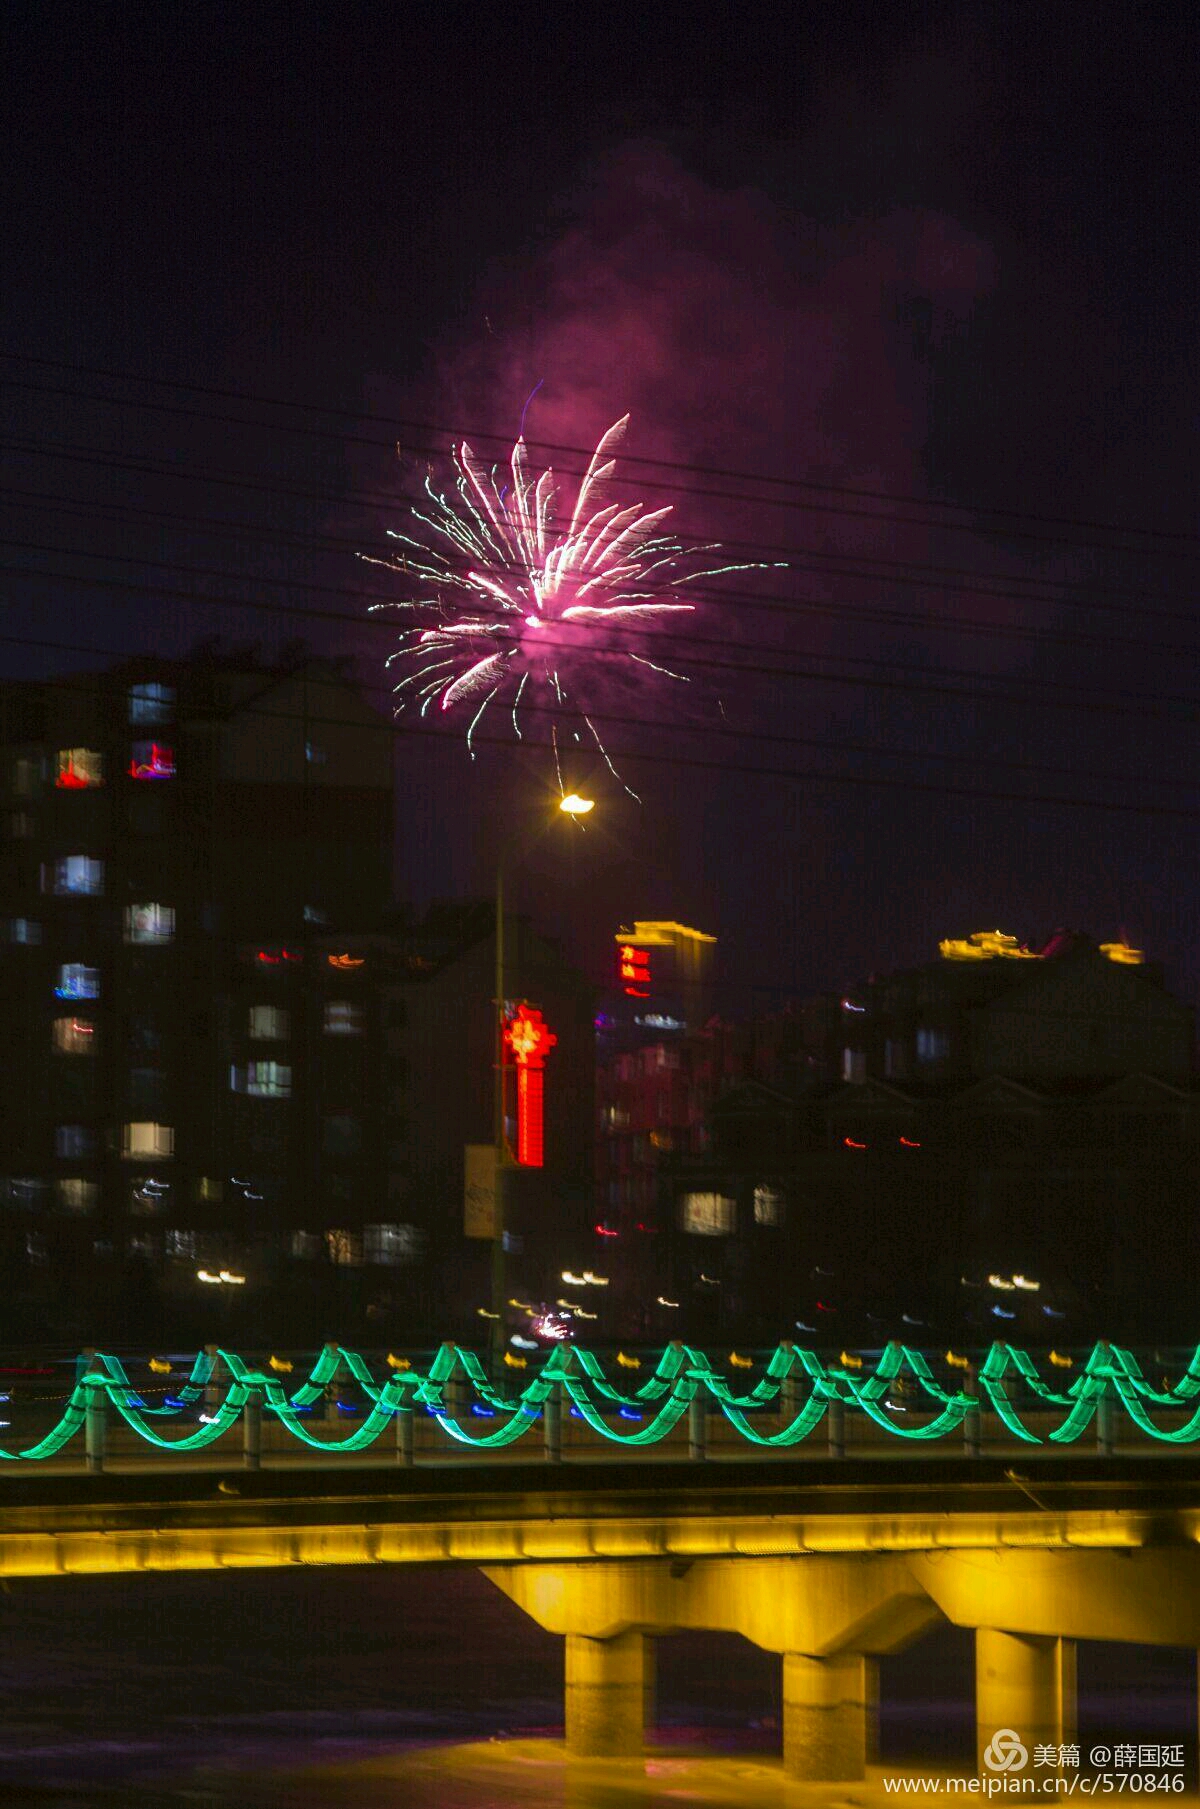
[{"left": 490, "top": 792, "right": 595, "bottom": 1366}]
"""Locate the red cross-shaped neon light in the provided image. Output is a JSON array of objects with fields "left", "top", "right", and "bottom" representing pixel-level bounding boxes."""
[{"left": 504, "top": 1004, "right": 556, "bottom": 1167}]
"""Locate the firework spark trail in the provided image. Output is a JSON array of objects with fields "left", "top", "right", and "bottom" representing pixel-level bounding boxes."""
[{"left": 366, "top": 414, "right": 774, "bottom": 785}]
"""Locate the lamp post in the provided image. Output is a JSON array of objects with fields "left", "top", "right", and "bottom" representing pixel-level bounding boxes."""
[{"left": 489, "top": 793, "right": 594, "bottom": 1369}]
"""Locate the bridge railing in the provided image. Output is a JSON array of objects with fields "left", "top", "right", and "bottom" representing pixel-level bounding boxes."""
[{"left": 3, "top": 1339, "right": 1200, "bottom": 1473}]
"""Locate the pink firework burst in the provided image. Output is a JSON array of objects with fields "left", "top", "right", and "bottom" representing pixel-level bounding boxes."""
[{"left": 365, "top": 415, "right": 767, "bottom": 795}]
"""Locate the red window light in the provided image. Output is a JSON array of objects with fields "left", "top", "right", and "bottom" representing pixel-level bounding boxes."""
[
  {"left": 843, "top": 1136, "right": 867, "bottom": 1149},
  {"left": 618, "top": 943, "right": 652, "bottom": 997},
  {"left": 899, "top": 1136, "right": 921, "bottom": 1148},
  {"left": 56, "top": 751, "right": 99, "bottom": 789},
  {"left": 129, "top": 743, "right": 175, "bottom": 780},
  {"left": 504, "top": 1003, "right": 557, "bottom": 1168}
]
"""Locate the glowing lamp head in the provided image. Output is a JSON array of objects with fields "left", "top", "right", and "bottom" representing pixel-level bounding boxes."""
[{"left": 559, "top": 792, "right": 594, "bottom": 816}]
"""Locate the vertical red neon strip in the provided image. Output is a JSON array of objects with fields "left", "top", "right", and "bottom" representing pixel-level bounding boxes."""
[
  {"left": 517, "top": 1065, "right": 545, "bottom": 1167},
  {"left": 505, "top": 1004, "right": 555, "bottom": 1170}
]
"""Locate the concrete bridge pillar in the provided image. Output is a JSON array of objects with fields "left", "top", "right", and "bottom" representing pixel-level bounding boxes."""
[
  {"left": 783, "top": 1651, "right": 877, "bottom": 1781},
  {"left": 975, "top": 1629, "right": 1077, "bottom": 1770},
  {"left": 564, "top": 1630, "right": 649, "bottom": 1757}
]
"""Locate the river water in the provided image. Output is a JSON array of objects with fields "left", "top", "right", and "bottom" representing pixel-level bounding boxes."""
[{"left": 0, "top": 1567, "right": 1193, "bottom": 1807}]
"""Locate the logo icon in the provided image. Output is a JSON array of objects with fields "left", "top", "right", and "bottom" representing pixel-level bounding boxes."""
[{"left": 983, "top": 1729, "right": 1029, "bottom": 1772}]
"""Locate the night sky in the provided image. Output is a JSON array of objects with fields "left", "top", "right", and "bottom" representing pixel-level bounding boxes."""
[{"left": 4, "top": 3, "right": 1199, "bottom": 1010}]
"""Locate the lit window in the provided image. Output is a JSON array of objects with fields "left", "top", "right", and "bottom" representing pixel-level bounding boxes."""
[
  {"left": 842, "top": 1048, "right": 866, "bottom": 1083},
  {"left": 192, "top": 1176, "right": 222, "bottom": 1203},
  {"left": 129, "top": 1176, "right": 169, "bottom": 1215},
  {"left": 363, "top": 1223, "right": 424, "bottom": 1264},
  {"left": 128, "top": 742, "right": 175, "bottom": 780},
  {"left": 122, "top": 1122, "right": 174, "bottom": 1159},
  {"left": 248, "top": 1006, "right": 289, "bottom": 1040},
  {"left": 55, "top": 1125, "right": 95, "bottom": 1158},
  {"left": 6, "top": 919, "right": 42, "bottom": 944},
  {"left": 125, "top": 903, "right": 174, "bottom": 944},
  {"left": 324, "top": 1001, "right": 364, "bottom": 1035},
  {"left": 247, "top": 1061, "right": 291, "bottom": 1099},
  {"left": 164, "top": 1229, "right": 198, "bottom": 1257},
  {"left": 681, "top": 1192, "right": 736, "bottom": 1235},
  {"left": 51, "top": 856, "right": 103, "bottom": 896},
  {"left": 303, "top": 904, "right": 327, "bottom": 926},
  {"left": 56, "top": 748, "right": 102, "bottom": 789},
  {"left": 753, "top": 1184, "right": 783, "bottom": 1227},
  {"left": 54, "top": 1017, "right": 96, "bottom": 1055},
  {"left": 55, "top": 964, "right": 99, "bottom": 1001},
  {"left": 323, "top": 1114, "right": 361, "bottom": 1157},
  {"left": 304, "top": 741, "right": 327, "bottom": 765},
  {"left": 326, "top": 1227, "right": 361, "bottom": 1266},
  {"left": 57, "top": 1177, "right": 98, "bottom": 1214},
  {"left": 916, "top": 1028, "right": 949, "bottom": 1064},
  {"left": 290, "top": 1230, "right": 322, "bottom": 1259},
  {"left": 128, "top": 682, "right": 174, "bottom": 725}
]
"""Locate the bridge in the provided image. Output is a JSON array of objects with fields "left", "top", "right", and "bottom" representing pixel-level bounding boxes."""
[{"left": 3, "top": 1339, "right": 1200, "bottom": 1782}]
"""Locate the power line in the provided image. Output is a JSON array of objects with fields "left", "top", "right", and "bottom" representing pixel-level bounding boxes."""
[
  {"left": 7, "top": 481, "right": 1200, "bottom": 641},
  {"left": 3, "top": 617, "right": 1198, "bottom": 794},
  {"left": 8, "top": 552, "right": 1200, "bottom": 727},
  {"left": 4, "top": 629, "right": 1200, "bottom": 821},
  {"left": 5, "top": 386, "right": 1200, "bottom": 567},
  {"left": 4, "top": 349, "right": 1198, "bottom": 549},
  {"left": 10, "top": 528, "right": 1200, "bottom": 673},
  {"left": 6, "top": 420, "right": 1200, "bottom": 656}
]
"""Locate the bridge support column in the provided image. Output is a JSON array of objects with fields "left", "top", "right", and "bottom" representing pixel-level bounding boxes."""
[
  {"left": 975, "top": 1630, "right": 1076, "bottom": 1770},
  {"left": 564, "top": 1631, "right": 648, "bottom": 1758},
  {"left": 782, "top": 1651, "right": 876, "bottom": 1781}
]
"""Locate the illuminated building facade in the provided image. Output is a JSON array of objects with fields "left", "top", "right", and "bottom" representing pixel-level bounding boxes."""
[
  {"left": 595, "top": 921, "right": 739, "bottom": 1332},
  {"left": 606, "top": 920, "right": 716, "bottom": 1049},
  {"left": 662, "top": 931, "right": 1200, "bottom": 1342},
  {"left": 597, "top": 922, "right": 719, "bottom": 1228},
  {"left": 0, "top": 650, "right": 395, "bottom": 1336},
  {"left": 0, "top": 653, "right": 597, "bottom": 1342}
]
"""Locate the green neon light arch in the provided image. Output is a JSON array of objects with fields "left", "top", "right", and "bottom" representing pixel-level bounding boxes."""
[{"left": 2, "top": 1340, "right": 1199, "bottom": 1462}]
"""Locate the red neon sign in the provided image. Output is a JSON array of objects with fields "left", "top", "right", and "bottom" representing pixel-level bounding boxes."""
[
  {"left": 619, "top": 943, "right": 651, "bottom": 998},
  {"left": 504, "top": 1003, "right": 556, "bottom": 1168}
]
